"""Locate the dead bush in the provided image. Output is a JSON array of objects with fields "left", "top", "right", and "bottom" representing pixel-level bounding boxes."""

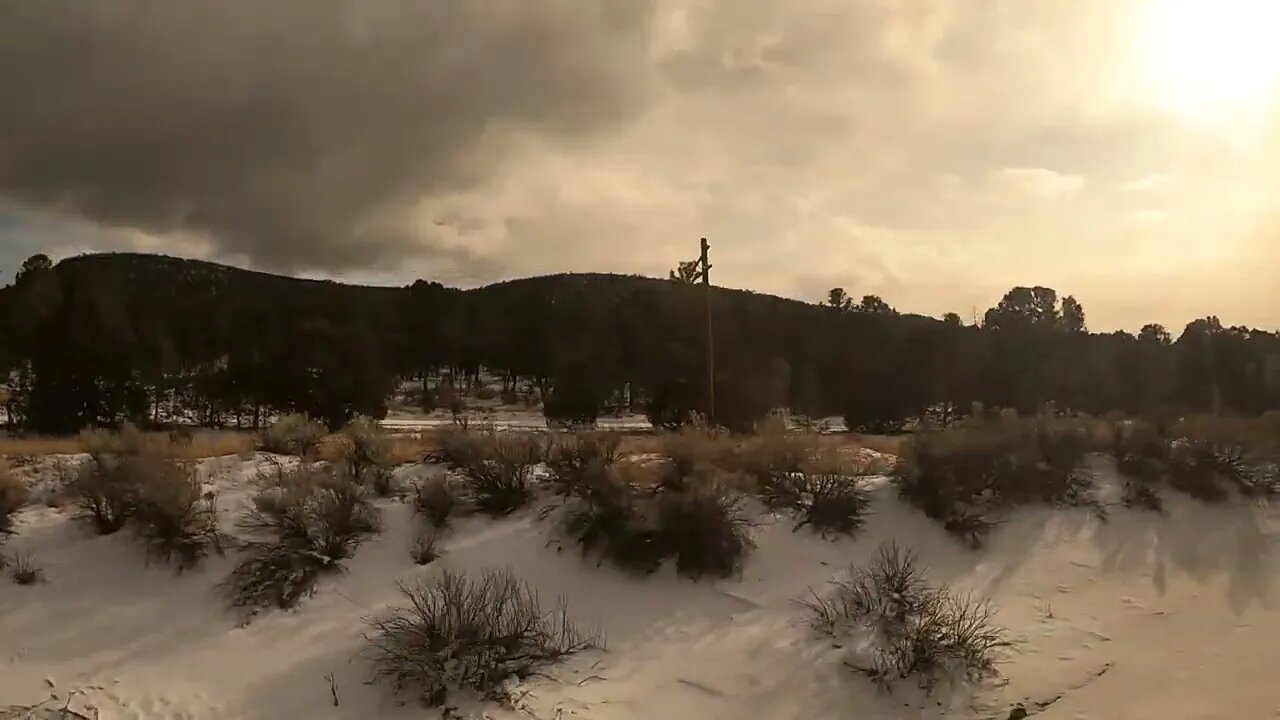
[
  {"left": 262, "top": 414, "right": 327, "bottom": 457},
  {"left": 803, "top": 543, "right": 1006, "bottom": 691},
  {"left": 364, "top": 568, "right": 599, "bottom": 706},
  {"left": 224, "top": 466, "right": 380, "bottom": 612},
  {"left": 0, "top": 462, "right": 29, "bottom": 536},
  {"left": 453, "top": 432, "right": 546, "bottom": 516},
  {"left": 546, "top": 432, "right": 622, "bottom": 496},
  {"left": 656, "top": 480, "right": 754, "bottom": 579},
  {"left": 129, "top": 456, "right": 222, "bottom": 571},
  {"left": 412, "top": 474, "right": 460, "bottom": 529}
]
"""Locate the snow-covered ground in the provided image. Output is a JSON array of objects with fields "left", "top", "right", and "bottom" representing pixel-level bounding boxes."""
[{"left": 3, "top": 453, "right": 1279, "bottom": 719}]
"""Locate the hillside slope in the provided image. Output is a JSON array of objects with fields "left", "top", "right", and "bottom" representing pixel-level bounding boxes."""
[{"left": 2, "top": 455, "right": 1277, "bottom": 719}]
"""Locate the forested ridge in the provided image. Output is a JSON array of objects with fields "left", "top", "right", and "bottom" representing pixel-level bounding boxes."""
[{"left": 2, "top": 252, "right": 1278, "bottom": 433}]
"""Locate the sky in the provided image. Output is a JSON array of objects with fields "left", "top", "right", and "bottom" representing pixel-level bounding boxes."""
[{"left": 1, "top": 0, "right": 1278, "bottom": 332}]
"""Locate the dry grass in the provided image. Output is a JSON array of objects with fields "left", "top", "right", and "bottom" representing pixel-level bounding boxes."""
[
  {"left": 1172, "top": 414, "right": 1280, "bottom": 456},
  {"left": 318, "top": 429, "right": 438, "bottom": 467},
  {"left": 0, "top": 427, "right": 255, "bottom": 459}
]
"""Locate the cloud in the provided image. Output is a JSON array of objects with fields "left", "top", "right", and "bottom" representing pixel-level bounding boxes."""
[
  {"left": 1121, "top": 173, "right": 1171, "bottom": 192},
  {"left": 0, "top": 1, "right": 655, "bottom": 276},
  {"left": 1125, "top": 208, "right": 1169, "bottom": 226},
  {"left": 1, "top": 0, "right": 1277, "bottom": 331},
  {"left": 992, "top": 168, "right": 1086, "bottom": 198}
]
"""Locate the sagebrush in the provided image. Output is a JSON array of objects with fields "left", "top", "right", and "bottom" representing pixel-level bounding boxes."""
[
  {"left": 262, "top": 414, "right": 327, "bottom": 457},
  {"left": 128, "top": 455, "right": 223, "bottom": 571},
  {"left": 337, "top": 416, "right": 393, "bottom": 494},
  {"left": 894, "top": 416, "right": 1096, "bottom": 545},
  {"left": 655, "top": 480, "right": 755, "bottom": 579},
  {"left": 449, "top": 432, "right": 546, "bottom": 516},
  {"left": 413, "top": 474, "right": 460, "bottom": 528},
  {"left": 803, "top": 543, "right": 1006, "bottom": 691},
  {"left": 364, "top": 568, "right": 599, "bottom": 706},
  {"left": 223, "top": 464, "right": 380, "bottom": 612},
  {"left": 68, "top": 455, "right": 140, "bottom": 534},
  {"left": 546, "top": 432, "right": 622, "bottom": 497},
  {"left": 556, "top": 462, "right": 665, "bottom": 575}
]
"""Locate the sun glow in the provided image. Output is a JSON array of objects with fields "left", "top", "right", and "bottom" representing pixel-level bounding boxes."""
[{"left": 1139, "top": 0, "right": 1280, "bottom": 117}]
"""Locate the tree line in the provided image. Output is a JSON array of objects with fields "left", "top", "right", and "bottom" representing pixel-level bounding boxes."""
[{"left": 1, "top": 252, "right": 1278, "bottom": 434}]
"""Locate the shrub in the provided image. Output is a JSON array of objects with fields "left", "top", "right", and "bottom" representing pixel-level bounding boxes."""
[
  {"left": 0, "top": 462, "right": 29, "bottom": 536},
  {"left": 263, "top": 414, "right": 327, "bottom": 457},
  {"left": 735, "top": 428, "right": 816, "bottom": 502},
  {"left": 500, "top": 389, "right": 519, "bottom": 406},
  {"left": 10, "top": 552, "right": 43, "bottom": 585},
  {"left": 224, "top": 466, "right": 380, "bottom": 612},
  {"left": 1113, "top": 423, "right": 1275, "bottom": 504},
  {"left": 410, "top": 525, "right": 442, "bottom": 565},
  {"left": 129, "top": 456, "right": 222, "bottom": 571},
  {"left": 68, "top": 456, "right": 140, "bottom": 535},
  {"left": 337, "top": 417, "right": 392, "bottom": 484},
  {"left": 454, "top": 432, "right": 546, "bottom": 516},
  {"left": 413, "top": 475, "right": 460, "bottom": 529},
  {"left": 893, "top": 417, "right": 1094, "bottom": 545},
  {"left": 546, "top": 432, "right": 622, "bottom": 497},
  {"left": 427, "top": 427, "right": 482, "bottom": 469},
  {"left": 557, "top": 462, "right": 665, "bottom": 575},
  {"left": 364, "top": 568, "right": 599, "bottom": 706},
  {"left": 793, "top": 470, "right": 873, "bottom": 537},
  {"left": 658, "top": 422, "right": 727, "bottom": 491},
  {"left": 1169, "top": 440, "right": 1255, "bottom": 502},
  {"left": 475, "top": 386, "right": 499, "bottom": 401},
  {"left": 802, "top": 543, "right": 1006, "bottom": 691},
  {"left": 655, "top": 480, "right": 754, "bottom": 579}
]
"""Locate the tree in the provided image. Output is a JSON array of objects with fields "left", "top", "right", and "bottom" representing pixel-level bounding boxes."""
[
  {"left": 669, "top": 261, "right": 700, "bottom": 283},
  {"left": 14, "top": 254, "right": 52, "bottom": 285},
  {"left": 1060, "top": 295, "right": 1086, "bottom": 333},
  {"left": 1138, "top": 324, "right": 1171, "bottom": 345},
  {"left": 984, "top": 286, "right": 1060, "bottom": 330},
  {"left": 855, "top": 295, "right": 895, "bottom": 314},
  {"left": 826, "top": 288, "right": 852, "bottom": 312},
  {"left": 942, "top": 312, "right": 963, "bottom": 327}
]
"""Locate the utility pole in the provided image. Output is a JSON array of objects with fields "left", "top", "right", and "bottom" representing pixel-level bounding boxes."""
[
  {"left": 671, "top": 238, "right": 715, "bottom": 424},
  {"left": 700, "top": 238, "right": 715, "bottom": 425}
]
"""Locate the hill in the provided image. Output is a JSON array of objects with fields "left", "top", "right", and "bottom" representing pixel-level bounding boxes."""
[{"left": 2, "top": 252, "right": 1279, "bottom": 434}]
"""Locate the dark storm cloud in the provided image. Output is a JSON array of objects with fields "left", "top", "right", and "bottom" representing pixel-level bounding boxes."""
[{"left": 0, "top": 0, "right": 654, "bottom": 274}]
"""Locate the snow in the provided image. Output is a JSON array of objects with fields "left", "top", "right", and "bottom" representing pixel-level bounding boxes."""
[{"left": 3, "top": 453, "right": 1280, "bottom": 719}]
